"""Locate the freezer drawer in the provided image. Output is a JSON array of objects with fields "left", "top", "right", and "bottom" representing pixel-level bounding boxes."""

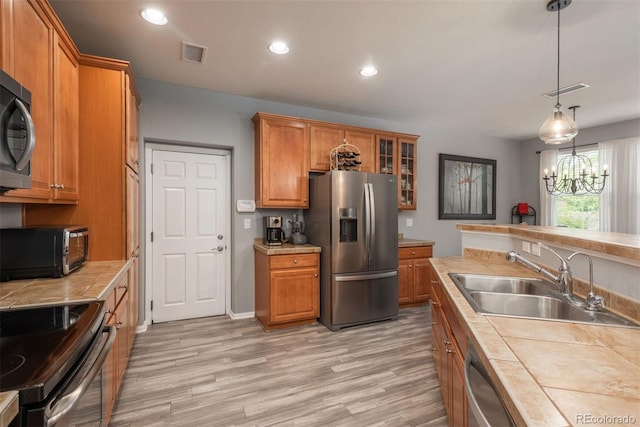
[{"left": 326, "top": 270, "right": 398, "bottom": 330}]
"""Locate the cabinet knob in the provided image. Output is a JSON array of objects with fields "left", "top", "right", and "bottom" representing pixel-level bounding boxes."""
[
  {"left": 411, "top": 251, "right": 416, "bottom": 255},
  {"left": 409, "top": 265, "right": 413, "bottom": 268},
  {"left": 60, "top": 184, "right": 65, "bottom": 189},
  {"left": 431, "top": 347, "right": 438, "bottom": 352},
  {"left": 116, "top": 320, "right": 123, "bottom": 329},
  {"left": 314, "top": 273, "right": 318, "bottom": 278},
  {"left": 293, "top": 259, "right": 298, "bottom": 264},
  {"left": 443, "top": 339, "right": 451, "bottom": 345},
  {"left": 431, "top": 321, "right": 438, "bottom": 326},
  {"left": 431, "top": 300, "right": 439, "bottom": 306},
  {"left": 431, "top": 280, "right": 438, "bottom": 285},
  {"left": 446, "top": 348, "right": 455, "bottom": 354}
]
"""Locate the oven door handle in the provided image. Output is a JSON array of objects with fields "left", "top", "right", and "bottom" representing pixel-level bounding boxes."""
[{"left": 46, "top": 325, "right": 116, "bottom": 427}]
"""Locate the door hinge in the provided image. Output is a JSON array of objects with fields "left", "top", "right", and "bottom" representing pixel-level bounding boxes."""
[
  {"left": 150, "top": 163, "right": 153, "bottom": 174},
  {"left": 151, "top": 231, "right": 153, "bottom": 242},
  {"left": 151, "top": 300, "right": 153, "bottom": 311}
]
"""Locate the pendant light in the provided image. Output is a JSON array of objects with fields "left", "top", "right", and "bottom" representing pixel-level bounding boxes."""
[
  {"left": 542, "top": 106, "right": 610, "bottom": 195},
  {"left": 539, "top": 0, "right": 578, "bottom": 145}
]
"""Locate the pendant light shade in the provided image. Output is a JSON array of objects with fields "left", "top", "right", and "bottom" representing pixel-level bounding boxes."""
[
  {"left": 539, "top": 0, "right": 578, "bottom": 145},
  {"left": 539, "top": 106, "right": 578, "bottom": 145}
]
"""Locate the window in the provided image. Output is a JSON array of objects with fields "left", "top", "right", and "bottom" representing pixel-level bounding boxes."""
[{"left": 554, "top": 148, "right": 600, "bottom": 231}]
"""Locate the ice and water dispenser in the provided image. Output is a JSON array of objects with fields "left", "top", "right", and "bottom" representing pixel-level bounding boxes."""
[{"left": 339, "top": 208, "right": 358, "bottom": 242}]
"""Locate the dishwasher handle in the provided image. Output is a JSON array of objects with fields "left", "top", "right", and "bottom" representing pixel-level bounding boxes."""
[{"left": 464, "top": 348, "right": 515, "bottom": 427}]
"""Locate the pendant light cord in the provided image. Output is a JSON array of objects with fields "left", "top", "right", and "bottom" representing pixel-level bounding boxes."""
[{"left": 556, "top": 5, "right": 561, "bottom": 109}]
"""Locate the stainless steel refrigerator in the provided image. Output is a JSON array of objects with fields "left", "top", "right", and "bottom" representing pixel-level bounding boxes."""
[{"left": 306, "top": 170, "right": 398, "bottom": 331}]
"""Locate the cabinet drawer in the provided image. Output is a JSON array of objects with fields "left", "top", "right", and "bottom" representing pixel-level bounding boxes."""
[
  {"left": 269, "top": 253, "right": 318, "bottom": 269},
  {"left": 399, "top": 246, "right": 432, "bottom": 259}
]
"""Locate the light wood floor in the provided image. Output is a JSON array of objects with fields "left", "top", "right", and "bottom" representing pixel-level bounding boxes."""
[{"left": 110, "top": 305, "right": 448, "bottom": 426}]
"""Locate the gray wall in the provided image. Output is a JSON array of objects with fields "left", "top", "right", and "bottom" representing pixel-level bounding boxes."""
[
  {"left": 518, "top": 118, "right": 640, "bottom": 210},
  {"left": 138, "top": 78, "right": 523, "bottom": 315}
]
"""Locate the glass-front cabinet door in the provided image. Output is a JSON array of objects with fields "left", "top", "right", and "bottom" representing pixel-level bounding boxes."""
[
  {"left": 377, "top": 135, "right": 417, "bottom": 210},
  {"left": 377, "top": 135, "right": 396, "bottom": 175},
  {"left": 398, "top": 137, "right": 417, "bottom": 210}
]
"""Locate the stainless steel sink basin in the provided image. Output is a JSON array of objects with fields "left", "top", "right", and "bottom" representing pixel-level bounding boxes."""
[
  {"left": 468, "top": 291, "right": 593, "bottom": 321},
  {"left": 449, "top": 273, "right": 557, "bottom": 296},
  {"left": 448, "top": 273, "right": 639, "bottom": 328}
]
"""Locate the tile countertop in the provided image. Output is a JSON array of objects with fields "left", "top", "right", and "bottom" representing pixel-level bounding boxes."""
[
  {"left": 398, "top": 238, "right": 435, "bottom": 248},
  {"left": 0, "top": 391, "right": 18, "bottom": 427},
  {"left": 456, "top": 223, "right": 640, "bottom": 260},
  {"left": 0, "top": 260, "right": 130, "bottom": 309},
  {"left": 431, "top": 255, "right": 640, "bottom": 426},
  {"left": 253, "top": 237, "right": 435, "bottom": 254}
]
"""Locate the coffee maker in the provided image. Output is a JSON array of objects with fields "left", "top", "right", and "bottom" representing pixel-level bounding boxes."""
[{"left": 264, "top": 216, "right": 285, "bottom": 245}]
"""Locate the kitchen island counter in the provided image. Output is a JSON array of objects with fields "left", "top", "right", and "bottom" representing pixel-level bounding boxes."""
[
  {"left": 431, "top": 255, "right": 640, "bottom": 426},
  {"left": 0, "top": 260, "right": 130, "bottom": 309}
]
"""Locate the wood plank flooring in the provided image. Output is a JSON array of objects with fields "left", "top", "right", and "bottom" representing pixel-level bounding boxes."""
[{"left": 110, "top": 305, "right": 448, "bottom": 426}]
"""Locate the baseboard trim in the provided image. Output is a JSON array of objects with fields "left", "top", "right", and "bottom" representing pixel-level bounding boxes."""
[{"left": 229, "top": 310, "right": 255, "bottom": 320}]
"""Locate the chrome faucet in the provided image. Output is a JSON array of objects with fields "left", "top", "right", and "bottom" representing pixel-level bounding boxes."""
[
  {"left": 568, "top": 252, "right": 605, "bottom": 311},
  {"left": 506, "top": 244, "right": 584, "bottom": 307}
]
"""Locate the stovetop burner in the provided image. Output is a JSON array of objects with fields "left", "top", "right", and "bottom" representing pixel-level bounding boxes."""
[
  {"left": 0, "top": 301, "right": 104, "bottom": 404},
  {"left": 0, "top": 354, "right": 26, "bottom": 378}
]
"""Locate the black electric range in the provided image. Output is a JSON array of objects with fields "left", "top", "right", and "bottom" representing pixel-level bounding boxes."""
[{"left": 0, "top": 301, "right": 108, "bottom": 426}]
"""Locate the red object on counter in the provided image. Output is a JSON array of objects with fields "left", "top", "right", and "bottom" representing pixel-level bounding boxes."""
[{"left": 518, "top": 203, "right": 529, "bottom": 215}]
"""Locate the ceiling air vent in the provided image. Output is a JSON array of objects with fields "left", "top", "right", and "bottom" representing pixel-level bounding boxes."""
[
  {"left": 181, "top": 42, "right": 207, "bottom": 64},
  {"left": 542, "top": 82, "right": 590, "bottom": 98}
]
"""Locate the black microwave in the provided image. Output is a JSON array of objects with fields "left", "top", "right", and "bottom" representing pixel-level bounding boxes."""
[
  {"left": 0, "top": 69, "right": 36, "bottom": 192},
  {"left": 0, "top": 225, "right": 89, "bottom": 282}
]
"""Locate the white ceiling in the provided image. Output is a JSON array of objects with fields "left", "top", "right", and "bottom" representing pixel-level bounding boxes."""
[{"left": 50, "top": 0, "right": 640, "bottom": 141}]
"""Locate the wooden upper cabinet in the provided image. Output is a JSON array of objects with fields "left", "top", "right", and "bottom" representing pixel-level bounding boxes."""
[
  {"left": 309, "top": 124, "right": 344, "bottom": 172},
  {"left": 253, "top": 113, "right": 309, "bottom": 208},
  {"left": 125, "top": 74, "right": 140, "bottom": 173},
  {"left": 0, "top": 0, "right": 79, "bottom": 204},
  {"left": 344, "top": 129, "right": 375, "bottom": 173},
  {"left": 253, "top": 112, "right": 418, "bottom": 209},
  {"left": 52, "top": 32, "right": 79, "bottom": 201}
]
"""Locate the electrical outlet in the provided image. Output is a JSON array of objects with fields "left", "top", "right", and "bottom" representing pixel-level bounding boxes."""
[
  {"left": 531, "top": 243, "right": 541, "bottom": 256},
  {"left": 406, "top": 218, "right": 413, "bottom": 227},
  {"left": 522, "top": 241, "right": 531, "bottom": 253},
  {"left": 243, "top": 219, "right": 251, "bottom": 229}
]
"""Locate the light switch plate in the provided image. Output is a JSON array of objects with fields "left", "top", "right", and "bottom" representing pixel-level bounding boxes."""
[
  {"left": 406, "top": 218, "right": 413, "bottom": 227},
  {"left": 243, "top": 219, "right": 251, "bottom": 229},
  {"left": 531, "top": 243, "right": 541, "bottom": 256},
  {"left": 522, "top": 241, "right": 531, "bottom": 253}
]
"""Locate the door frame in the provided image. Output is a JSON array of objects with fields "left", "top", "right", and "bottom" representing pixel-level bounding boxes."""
[{"left": 144, "top": 142, "right": 232, "bottom": 325}]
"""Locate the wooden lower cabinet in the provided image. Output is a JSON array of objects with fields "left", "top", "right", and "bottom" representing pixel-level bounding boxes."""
[
  {"left": 398, "top": 245, "right": 433, "bottom": 306},
  {"left": 255, "top": 251, "right": 319, "bottom": 330},
  {"left": 103, "top": 266, "right": 134, "bottom": 425},
  {"left": 430, "top": 268, "right": 467, "bottom": 426}
]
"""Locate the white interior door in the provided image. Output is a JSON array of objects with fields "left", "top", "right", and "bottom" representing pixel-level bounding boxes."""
[{"left": 151, "top": 150, "right": 228, "bottom": 322}]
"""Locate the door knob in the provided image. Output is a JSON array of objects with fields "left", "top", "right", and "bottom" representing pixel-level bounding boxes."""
[
  {"left": 213, "top": 246, "right": 224, "bottom": 252},
  {"left": 218, "top": 235, "right": 224, "bottom": 240}
]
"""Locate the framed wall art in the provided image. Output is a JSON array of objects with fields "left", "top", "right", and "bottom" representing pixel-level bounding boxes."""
[{"left": 439, "top": 154, "right": 496, "bottom": 220}]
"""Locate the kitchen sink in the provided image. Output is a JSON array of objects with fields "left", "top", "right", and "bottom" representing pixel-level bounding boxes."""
[
  {"left": 448, "top": 273, "right": 557, "bottom": 297},
  {"left": 448, "top": 273, "right": 639, "bottom": 328}
]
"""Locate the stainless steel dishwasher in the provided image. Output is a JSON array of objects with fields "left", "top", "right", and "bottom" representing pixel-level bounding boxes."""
[{"left": 465, "top": 343, "right": 515, "bottom": 427}]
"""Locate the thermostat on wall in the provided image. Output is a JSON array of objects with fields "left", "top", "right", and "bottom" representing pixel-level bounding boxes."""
[{"left": 236, "top": 200, "right": 256, "bottom": 213}]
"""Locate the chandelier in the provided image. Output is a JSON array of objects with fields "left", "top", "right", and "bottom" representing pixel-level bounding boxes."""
[
  {"left": 539, "top": 0, "right": 578, "bottom": 145},
  {"left": 543, "top": 106, "right": 609, "bottom": 195}
]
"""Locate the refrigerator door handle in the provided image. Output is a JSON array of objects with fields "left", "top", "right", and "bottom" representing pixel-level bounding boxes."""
[
  {"left": 368, "top": 183, "right": 376, "bottom": 260},
  {"left": 335, "top": 271, "right": 398, "bottom": 281},
  {"left": 363, "top": 182, "right": 371, "bottom": 262}
]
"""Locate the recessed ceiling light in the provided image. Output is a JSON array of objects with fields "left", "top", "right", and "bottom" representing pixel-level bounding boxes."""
[
  {"left": 268, "top": 41, "right": 290, "bottom": 55},
  {"left": 359, "top": 66, "right": 378, "bottom": 77},
  {"left": 141, "top": 8, "right": 168, "bottom": 26}
]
